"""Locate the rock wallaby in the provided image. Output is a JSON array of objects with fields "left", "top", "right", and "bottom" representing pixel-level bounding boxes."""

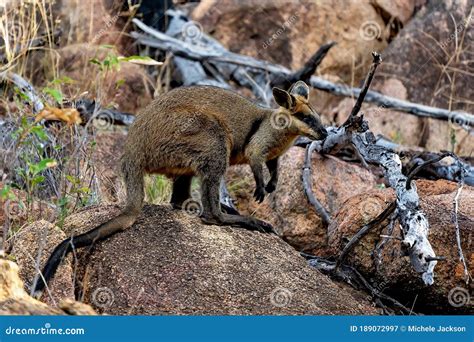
[{"left": 32, "top": 80, "right": 327, "bottom": 295}]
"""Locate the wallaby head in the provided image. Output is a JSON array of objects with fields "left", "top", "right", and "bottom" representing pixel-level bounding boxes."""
[{"left": 272, "top": 81, "right": 328, "bottom": 140}]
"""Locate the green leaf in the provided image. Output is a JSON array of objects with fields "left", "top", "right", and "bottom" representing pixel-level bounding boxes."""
[
  {"left": 66, "top": 175, "right": 80, "bottom": 185},
  {"left": 57, "top": 196, "right": 68, "bottom": 207},
  {"left": 115, "top": 79, "right": 125, "bottom": 89},
  {"left": 31, "top": 126, "right": 48, "bottom": 140},
  {"left": 77, "top": 187, "right": 91, "bottom": 194},
  {"left": 43, "top": 87, "right": 63, "bottom": 104},
  {"left": 51, "top": 76, "right": 75, "bottom": 85},
  {"left": 31, "top": 175, "right": 45, "bottom": 186},
  {"left": 110, "top": 55, "right": 119, "bottom": 66},
  {"left": 0, "top": 185, "right": 17, "bottom": 201},
  {"left": 14, "top": 87, "right": 30, "bottom": 101},
  {"left": 32, "top": 158, "right": 56, "bottom": 175},
  {"left": 89, "top": 58, "right": 102, "bottom": 67},
  {"left": 118, "top": 55, "right": 162, "bottom": 66}
]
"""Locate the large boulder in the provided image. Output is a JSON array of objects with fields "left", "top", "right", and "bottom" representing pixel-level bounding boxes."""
[
  {"left": 57, "top": 204, "right": 378, "bottom": 315},
  {"left": 56, "top": 0, "right": 130, "bottom": 51},
  {"left": 371, "top": 0, "right": 474, "bottom": 154},
  {"left": 373, "top": 0, "right": 421, "bottom": 25},
  {"left": 192, "top": 0, "right": 392, "bottom": 82},
  {"left": 328, "top": 179, "right": 473, "bottom": 314},
  {"left": 226, "top": 147, "right": 379, "bottom": 255}
]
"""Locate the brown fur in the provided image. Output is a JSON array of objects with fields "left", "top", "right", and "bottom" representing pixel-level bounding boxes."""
[{"left": 33, "top": 81, "right": 327, "bottom": 295}]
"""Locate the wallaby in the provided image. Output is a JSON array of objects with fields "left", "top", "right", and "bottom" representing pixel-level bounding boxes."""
[{"left": 32, "top": 80, "right": 327, "bottom": 295}]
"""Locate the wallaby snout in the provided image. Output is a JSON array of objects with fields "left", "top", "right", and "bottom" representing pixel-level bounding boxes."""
[{"left": 316, "top": 126, "right": 328, "bottom": 140}]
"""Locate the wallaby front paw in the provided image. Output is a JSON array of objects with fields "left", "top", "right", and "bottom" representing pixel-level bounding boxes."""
[
  {"left": 257, "top": 220, "right": 276, "bottom": 234},
  {"left": 253, "top": 187, "right": 265, "bottom": 203},
  {"left": 265, "top": 182, "right": 276, "bottom": 193}
]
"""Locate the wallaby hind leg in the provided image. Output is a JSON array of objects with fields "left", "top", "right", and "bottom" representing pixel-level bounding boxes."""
[
  {"left": 170, "top": 175, "right": 192, "bottom": 209},
  {"left": 200, "top": 169, "right": 274, "bottom": 234},
  {"left": 220, "top": 202, "right": 240, "bottom": 215}
]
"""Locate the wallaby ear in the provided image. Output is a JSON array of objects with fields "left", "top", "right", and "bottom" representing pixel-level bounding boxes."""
[
  {"left": 289, "top": 81, "right": 310, "bottom": 100},
  {"left": 272, "top": 87, "right": 294, "bottom": 109}
]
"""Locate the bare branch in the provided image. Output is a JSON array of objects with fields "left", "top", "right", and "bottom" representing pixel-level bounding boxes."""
[
  {"left": 405, "top": 152, "right": 453, "bottom": 190},
  {"left": 304, "top": 253, "right": 412, "bottom": 314},
  {"left": 336, "top": 201, "right": 397, "bottom": 268},
  {"left": 452, "top": 158, "right": 471, "bottom": 284},
  {"left": 302, "top": 142, "right": 331, "bottom": 227},
  {"left": 270, "top": 41, "right": 337, "bottom": 90},
  {"left": 304, "top": 55, "right": 439, "bottom": 285},
  {"left": 347, "top": 52, "right": 382, "bottom": 120}
]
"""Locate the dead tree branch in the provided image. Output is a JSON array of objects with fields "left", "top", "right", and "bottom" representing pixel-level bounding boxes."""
[
  {"left": 270, "top": 41, "right": 336, "bottom": 90},
  {"left": 303, "top": 253, "right": 412, "bottom": 314},
  {"left": 451, "top": 156, "right": 471, "bottom": 283},
  {"left": 403, "top": 151, "right": 474, "bottom": 186},
  {"left": 74, "top": 99, "right": 136, "bottom": 126},
  {"left": 305, "top": 53, "right": 439, "bottom": 285},
  {"left": 0, "top": 71, "right": 44, "bottom": 113},
  {"left": 405, "top": 152, "right": 453, "bottom": 189},
  {"left": 302, "top": 141, "right": 331, "bottom": 227},
  {"left": 132, "top": 16, "right": 474, "bottom": 130},
  {"left": 335, "top": 201, "right": 397, "bottom": 268},
  {"left": 347, "top": 52, "right": 382, "bottom": 120}
]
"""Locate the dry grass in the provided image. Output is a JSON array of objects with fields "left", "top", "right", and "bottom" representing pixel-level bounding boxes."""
[{"left": 0, "top": 0, "right": 60, "bottom": 79}]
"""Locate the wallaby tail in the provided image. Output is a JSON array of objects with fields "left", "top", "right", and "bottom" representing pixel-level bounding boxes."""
[
  {"left": 32, "top": 212, "right": 139, "bottom": 296},
  {"left": 32, "top": 158, "right": 144, "bottom": 297}
]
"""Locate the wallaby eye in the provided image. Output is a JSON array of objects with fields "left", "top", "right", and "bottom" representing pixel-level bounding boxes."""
[
  {"left": 294, "top": 112, "right": 319, "bottom": 128},
  {"left": 294, "top": 112, "right": 309, "bottom": 124}
]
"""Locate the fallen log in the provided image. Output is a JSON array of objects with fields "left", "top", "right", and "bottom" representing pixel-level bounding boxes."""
[{"left": 131, "top": 16, "right": 474, "bottom": 131}]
